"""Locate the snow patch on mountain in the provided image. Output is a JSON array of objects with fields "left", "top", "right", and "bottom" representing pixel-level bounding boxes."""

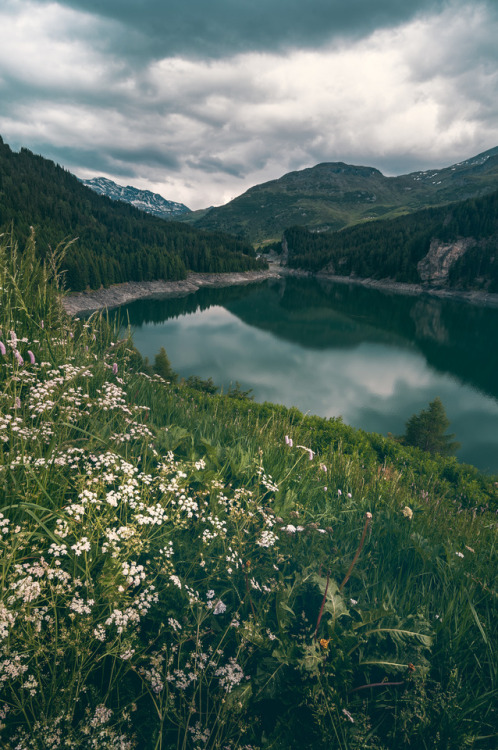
[{"left": 81, "top": 177, "right": 190, "bottom": 219}]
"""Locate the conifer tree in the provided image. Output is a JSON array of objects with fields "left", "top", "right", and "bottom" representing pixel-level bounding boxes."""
[
  {"left": 403, "top": 397, "right": 460, "bottom": 456},
  {"left": 153, "top": 347, "right": 177, "bottom": 382}
]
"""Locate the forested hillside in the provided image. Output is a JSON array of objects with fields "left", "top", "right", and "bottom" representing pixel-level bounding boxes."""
[
  {"left": 284, "top": 189, "right": 498, "bottom": 290},
  {"left": 0, "top": 137, "right": 262, "bottom": 290}
]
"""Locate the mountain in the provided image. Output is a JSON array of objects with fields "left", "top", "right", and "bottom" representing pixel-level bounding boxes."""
[
  {"left": 0, "top": 136, "right": 262, "bottom": 291},
  {"left": 81, "top": 176, "right": 190, "bottom": 219},
  {"left": 181, "top": 147, "right": 498, "bottom": 243}
]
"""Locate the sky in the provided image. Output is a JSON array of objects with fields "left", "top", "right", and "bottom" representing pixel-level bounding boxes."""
[{"left": 1, "top": 0, "right": 497, "bottom": 210}]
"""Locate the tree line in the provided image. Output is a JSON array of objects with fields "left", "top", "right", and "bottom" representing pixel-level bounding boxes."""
[
  {"left": 284, "top": 189, "right": 498, "bottom": 290},
  {"left": 0, "top": 137, "right": 264, "bottom": 290}
]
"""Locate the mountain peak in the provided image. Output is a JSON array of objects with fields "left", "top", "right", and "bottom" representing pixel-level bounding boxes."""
[{"left": 81, "top": 177, "right": 190, "bottom": 219}]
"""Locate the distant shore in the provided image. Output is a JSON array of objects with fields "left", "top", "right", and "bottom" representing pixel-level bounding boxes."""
[
  {"left": 62, "top": 264, "right": 498, "bottom": 315},
  {"left": 315, "top": 272, "right": 498, "bottom": 307},
  {"left": 61, "top": 268, "right": 284, "bottom": 315}
]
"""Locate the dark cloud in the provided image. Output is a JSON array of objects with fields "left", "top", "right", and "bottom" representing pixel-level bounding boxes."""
[
  {"left": 185, "top": 156, "right": 246, "bottom": 178},
  {"left": 1, "top": 0, "right": 497, "bottom": 208},
  {"left": 31, "top": 0, "right": 451, "bottom": 61}
]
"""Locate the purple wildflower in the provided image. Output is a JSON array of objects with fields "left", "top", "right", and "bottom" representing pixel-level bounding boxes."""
[
  {"left": 112, "top": 362, "right": 118, "bottom": 375},
  {"left": 27, "top": 350, "right": 35, "bottom": 365},
  {"left": 0, "top": 341, "right": 5, "bottom": 356},
  {"left": 14, "top": 351, "right": 23, "bottom": 366}
]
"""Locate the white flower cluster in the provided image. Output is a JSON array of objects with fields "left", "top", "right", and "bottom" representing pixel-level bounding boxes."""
[
  {"left": 214, "top": 657, "right": 245, "bottom": 693},
  {"left": 256, "top": 529, "right": 279, "bottom": 548}
]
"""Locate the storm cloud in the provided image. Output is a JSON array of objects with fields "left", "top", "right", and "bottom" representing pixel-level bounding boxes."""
[{"left": 0, "top": 0, "right": 497, "bottom": 208}]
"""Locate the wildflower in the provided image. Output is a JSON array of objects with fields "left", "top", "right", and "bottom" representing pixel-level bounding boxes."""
[
  {"left": 213, "top": 600, "right": 227, "bottom": 615},
  {"left": 402, "top": 506, "right": 413, "bottom": 520},
  {"left": 14, "top": 397, "right": 21, "bottom": 409},
  {"left": 320, "top": 463, "right": 327, "bottom": 472},
  {"left": 0, "top": 341, "right": 5, "bottom": 355},
  {"left": 112, "top": 362, "right": 118, "bottom": 375},
  {"left": 338, "top": 489, "right": 342, "bottom": 496},
  {"left": 71, "top": 537, "right": 91, "bottom": 556},
  {"left": 14, "top": 351, "right": 23, "bottom": 366},
  {"left": 27, "top": 350, "right": 35, "bottom": 365},
  {"left": 342, "top": 708, "right": 355, "bottom": 723},
  {"left": 455, "top": 551, "right": 464, "bottom": 558},
  {"left": 319, "top": 638, "right": 330, "bottom": 650},
  {"left": 282, "top": 524, "right": 297, "bottom": 533},
  {"left": 40, "top": 320, "right": 44, "bottom": 329}
]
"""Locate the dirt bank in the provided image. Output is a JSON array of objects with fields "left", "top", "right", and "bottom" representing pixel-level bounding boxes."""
[
  {"left": 62, "top": 265, "right": 498, "bottom": 316},
  {"left": 62, "top": 269, "right": 283, "bottom": 315},
  {"left": 315, "top": 272, "right": 498, "bottom": 308}
]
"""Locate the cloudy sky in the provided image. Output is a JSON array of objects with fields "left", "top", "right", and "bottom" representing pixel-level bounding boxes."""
[{"left": 1, "top": 0, "right": 497, "bottom": 209}]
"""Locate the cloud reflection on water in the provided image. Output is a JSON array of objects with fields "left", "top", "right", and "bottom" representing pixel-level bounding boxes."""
[{"left": 130, "top": 302, "right": 498, "bottom": 472}]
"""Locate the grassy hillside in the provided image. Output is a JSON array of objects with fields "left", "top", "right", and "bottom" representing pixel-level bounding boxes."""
[
  {"left": 0, "top": 232, "right": 496, "bottom": 748},
  {"left": 0, "top": 136, "right": 263, "bottom": 291},
  {"left": 183, "top": 147, "right": 498, "bottom": 243}
]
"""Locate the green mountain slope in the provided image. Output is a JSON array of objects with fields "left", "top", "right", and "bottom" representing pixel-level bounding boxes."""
[
  {"left": 284, "top": 188, "right": 498, "bottom": 291},
  {"left": 183, "top": 147, "right": 498, "bottom": 243},
  {"left": 0, "top": 136, "right": 262, "bottom": 290}
]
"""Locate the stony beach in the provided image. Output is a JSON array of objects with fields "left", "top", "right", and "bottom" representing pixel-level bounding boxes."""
[
  {"left": 61, "top": 268, "right": 283, "bottom": 315},
  {"left": 61, "top": 264, "right": 498, "bottom": 316}
]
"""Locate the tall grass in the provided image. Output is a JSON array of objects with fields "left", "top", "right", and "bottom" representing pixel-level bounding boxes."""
[{"left": 0, "top": 233, "right": 496, "bottom": 748}]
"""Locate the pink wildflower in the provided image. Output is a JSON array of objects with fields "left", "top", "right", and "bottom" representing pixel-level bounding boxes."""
[
  {"left": 14, "top": 351, "right": 23, "bottom": 366},
  {"left": 112, "top": 362, "right": 118, "bottom": 375},
  {"left": 0, "top": 341, "right": 5, "bottom": 355},
  {"left": 27, "top": 350, "right": 35, "bottom": 365}
]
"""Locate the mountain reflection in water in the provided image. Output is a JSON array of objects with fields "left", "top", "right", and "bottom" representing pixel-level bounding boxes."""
[{"left": 114, "top": 277, "right": 498, "bottom": 472}]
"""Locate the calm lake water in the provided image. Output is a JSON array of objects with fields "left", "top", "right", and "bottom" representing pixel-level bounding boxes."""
[{"left": 114, "top": 276, "right": 498, "bottom": 473}]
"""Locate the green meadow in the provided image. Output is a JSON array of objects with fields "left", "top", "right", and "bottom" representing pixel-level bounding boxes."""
[{"left": 0, "top": 233, "right": 496, "bottom": 748}]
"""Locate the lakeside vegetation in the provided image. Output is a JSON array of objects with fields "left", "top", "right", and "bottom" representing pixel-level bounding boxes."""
[
  {"left": 0, "top": 232, "right": 496, "bottom": 748},
  {"left": 0, "top": 137, "right": 263, "bottom": 292}
]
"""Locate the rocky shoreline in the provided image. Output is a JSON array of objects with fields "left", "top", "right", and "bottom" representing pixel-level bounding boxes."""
[
  {"left": 61, "top": 265, "right": 498, "bottom": 315},
  {"left": 315, "top": 272, "right": 498, "bottom": 307},
  {"left": 61, "top": 269, "right": 283, "bottom": 315}
]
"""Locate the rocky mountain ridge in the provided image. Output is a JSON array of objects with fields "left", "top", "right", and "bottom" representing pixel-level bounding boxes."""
[{"left": 81, "top": 177, "right": 190, "bottom": 219}]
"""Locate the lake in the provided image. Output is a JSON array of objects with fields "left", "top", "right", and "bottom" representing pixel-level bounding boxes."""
[{"left": 114, "top": 276, "right": 498, "bottom": 473}]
